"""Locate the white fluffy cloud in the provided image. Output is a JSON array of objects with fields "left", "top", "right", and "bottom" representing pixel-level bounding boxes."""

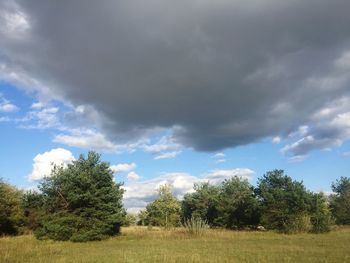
[
  {"left": 204, "top": 169, "right": 255, "bottom": 184},
  {"left": 54, "top": 131, "right": 118, "bottom": 152},
  {"left": 127, "top": 171, "right": 141, "bottom": 181},
  {"left": 154, "top": 151, "right": 181, "bottom": 160},
  {"left": 110, "top": 163, "right": 136, "bottom": 173},
  {"left": 28, "top": 148, "right": 75, "bottom": 181},
  {"left": 143, "top": 135, "right": 182, "bottom": 160},
  {"left": 122, "top": 168, "right": 254, "bottom": 212},
  {"left": 0, "top": 94, "right": 19, "bottom": 112}
]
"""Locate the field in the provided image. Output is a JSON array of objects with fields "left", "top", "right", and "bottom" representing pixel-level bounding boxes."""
[{"left": 1, "top": 227, "right": 350, "bottom": 263}]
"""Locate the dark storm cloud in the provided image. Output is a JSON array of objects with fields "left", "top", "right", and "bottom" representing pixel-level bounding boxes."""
[{"left": 1, "top": 0, "right": 350, "bottom": 153}]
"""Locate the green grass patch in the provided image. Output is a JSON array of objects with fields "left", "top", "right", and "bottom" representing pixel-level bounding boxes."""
[{"left": 1, "top": 226, "right": 350, "bottom": 263}]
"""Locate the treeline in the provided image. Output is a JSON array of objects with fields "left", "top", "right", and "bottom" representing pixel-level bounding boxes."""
[
  {"left": 0, "top": 151, "right": 349, "bottom": 242},
  {"left": 138, "top": 170, "right": 350, "bottom": 234}
]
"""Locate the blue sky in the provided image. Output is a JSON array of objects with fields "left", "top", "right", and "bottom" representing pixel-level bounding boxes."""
[{"left": 1, "top": 0, "right": 350, "bottom": 212}]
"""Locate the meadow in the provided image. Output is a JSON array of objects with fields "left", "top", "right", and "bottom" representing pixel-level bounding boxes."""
[{"left": 1, "top": 226, "right": 350, "bottom": 263}]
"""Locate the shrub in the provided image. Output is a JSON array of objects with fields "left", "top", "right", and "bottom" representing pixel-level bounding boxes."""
[
  {"left": 284, "top": 214, "right": 312, "bottom": 234},
  {"left": 310, "top": 193, "right": 333, "bottom": 233},
  {"left": 183, "top": 216, "right": 209, "bottom": 236}
]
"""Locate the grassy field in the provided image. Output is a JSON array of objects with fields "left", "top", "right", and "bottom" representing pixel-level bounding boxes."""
[{"left": 1, "top": 227, "right": 350, "bottom": 263}]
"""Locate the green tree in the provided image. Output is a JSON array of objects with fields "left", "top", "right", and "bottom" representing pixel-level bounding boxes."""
[
  {"left": 182, "top": 182, "right": 220, "bottom": 226},
  {"left": 33, "top": 152, "right": 126, "bottom": 242},
  {"left": 22, "top": 190, "right": 45, "bottom": 231},
  {"left": 330, "top": 177, "right": 350, "bottom": 225},
  {"left": 145, "top": 185, "right": 181, "bottom": 228},
  {"left": 137, "top": 210, "right": 149, "bottom": 226},
  {"left": 123, "top": 213, "right": 137, "bottom": 226},
  {"left": 0, "top": 178, "right": 25, "bottom": 235},
  {"left": 309, "top": 192, "right": 333, "bottom": 233},
  {"left": 256, "top": 170, "right": 312, "bottom": 233},
  {"left": 216, "top": 177, "right": 260, "bottom": 229}
]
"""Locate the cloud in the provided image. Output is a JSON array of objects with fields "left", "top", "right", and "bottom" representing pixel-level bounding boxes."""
[
  {"left": 54, "top": 131, "right": 119, "bottom": 152},
  {"left": 127, "top": 171, "right": 141, "bottom": 181},
  {"left": 272, "top": 136, "right": 281, "bottom": 144},
  {"left": 213, "top": 152, "right": 225, "bottom": 158},
  {"left": 19, "top": 107, "right": 60, "bottom": 129},
  {"left": 213, "top": 152, "right": 226, "bottom": 163},
  {"left": 143, "top": 135, "right": 182, "bottom": 160},
  {"left": 0, "top": 94, "right": 19, "bottom": 112},
  {"left": 1, "top": 0, "right": 350, "bottom": 154},
  {"left": 154, "top": 151, "right": 180, "bottom": 160},
  {"left": 204, "top": 168, "right": 255, "bottom": 184},
  {"left": 122, "top": 168, "right": 254, "bottom": 212},
  {"left": 342, "top": 151, "right": 350, "bottom": 157},
  {"left": 282, "top": 97, "right": 350, "bottom": 159},
  {"left": 110, "top": 163, "right": 136, "bottom": 173},
  {"left": 28, "top": 148, "right": 75, "bottom": 181}
]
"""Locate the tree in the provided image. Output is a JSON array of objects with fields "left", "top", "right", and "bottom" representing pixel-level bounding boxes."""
[
  {"left": 33, "top": 152, "right": 126, "bottom": 242},
  {"left": 123, "top": 213, "right": 137, "bottom": 226},
  {"left": 182, "top": 182, "right": 220, "bottom": 226},
  {"left": 309, "top": 193, "right": 333, "bottom": 233},
  {"left": 22, "top": 190, "right": 45, "bottom": 231},
  {"left": 330, "top": 177, "right": 350, "bottom": 225},
  {"left": 256, "top": 170, "right": 312, "bottom": 233},
  {"left": 216, "top": 177, "right": 260, "bottom": 229},
  {"left": 137, "top": 210, "right": 149, "bottom": 226},
  {"left": 0, "top": 178, "right": 25, "bottom": 235},
  {"left": 145, "top": 185, "right": 181, "bottom": 228}
]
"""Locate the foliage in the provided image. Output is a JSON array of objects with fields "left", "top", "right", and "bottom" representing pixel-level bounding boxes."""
[
  {"left": 22, "top": 190, "right": 45, "bottom": 231},
  {"left": 215, "top": 177, "right": 260, "bottom": 229},
  {"left": 32, "top": 152, "right": 125, "bottom": 241},
  {"left": 183, "top": 216, "right": 209, "bottom": 236},
  {"left": 256, "top": 170, "right": 313, "bottom": 233},
  {"left": 0, "top": 178, "right": 25, "bottom": 235},
  {"left": 123, "top": 213, "right": 137, "bottom": 226},
  {"left": 137, "top": 210, "right": 149, "bottom": 226},
  {"left": 330, "top": 177, "right": 350, "bottom": 225},
  {"left": 284, "top": 213, "right": 312, "bottom": 234},
  {"left": 181, "top": 182, "right": 219, "bottom": 226},
  {"left": 309, "top": 193, "right": 333, "bottom": 233},
  {"left": 145, "top": 185, "right": 181, "bottom": 228}
]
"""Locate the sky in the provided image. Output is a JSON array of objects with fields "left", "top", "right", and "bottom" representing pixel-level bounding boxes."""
[{"left": 0, "top": 0, "right": 349, "bottom": 212}]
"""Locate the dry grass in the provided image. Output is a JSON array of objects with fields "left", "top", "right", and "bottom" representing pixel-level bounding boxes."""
[{"left": 1, "top": 226, "right": 350, "bottom": 263}]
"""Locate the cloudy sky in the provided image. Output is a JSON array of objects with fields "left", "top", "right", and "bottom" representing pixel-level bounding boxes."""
[{"left": 0, "top": 0, "right": 349, "bottom": 212}]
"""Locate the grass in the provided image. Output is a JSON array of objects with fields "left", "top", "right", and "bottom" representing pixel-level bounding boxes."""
[{"left": 1, "top": 226, "right": 350, "bottom": 263}]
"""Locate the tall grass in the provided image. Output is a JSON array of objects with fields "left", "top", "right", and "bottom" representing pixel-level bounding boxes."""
[
  {"left": 1, "top": 226, "right": 350, "bottom": 263},
  {"left": 183, "top": 217, "right": 209, "bottom": 236}
]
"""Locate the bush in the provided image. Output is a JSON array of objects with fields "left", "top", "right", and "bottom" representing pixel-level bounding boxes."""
[
  {"left": 183, "top": 216, "right": 209, "bottom": 236},
  {"left": 284, "top": 214, "right": 312, "bottom": 234},
  {"left": 310, "top": 193, "right": 333, "bottom": 233}
]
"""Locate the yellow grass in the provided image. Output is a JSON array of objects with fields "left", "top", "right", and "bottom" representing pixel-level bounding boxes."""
[{"left": 1, "top": 226, "right": 350, "bottom": 263}]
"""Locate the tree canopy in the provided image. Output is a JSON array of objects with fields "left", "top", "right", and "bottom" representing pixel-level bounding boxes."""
[
  {"left": 33, "top": 152, "right": 125, "bottom": 242},
  {"left": 145, "top": 185, "right": 181, "bottom": 228},
  {"left": 330, "top": 177, "right": 350, "bottom": 225},
  {"left": 0, "top": 178, "right": 24, "bottom": 235}
]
